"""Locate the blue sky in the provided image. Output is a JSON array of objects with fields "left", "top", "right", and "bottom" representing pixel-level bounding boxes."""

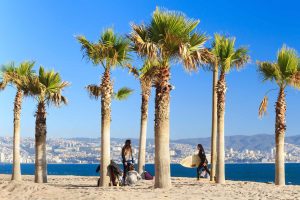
[{"left": 0, "top": 0, "right": 300, "bottom": 139}]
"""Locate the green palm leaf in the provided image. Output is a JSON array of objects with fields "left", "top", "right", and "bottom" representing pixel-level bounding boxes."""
[
  {"left": 129, "top": 7, "right": 212, "bottom": 74},
  {"left": 212, "top": 34, "right": 249, "bottom": 73},
  {"left": 0, "top": 61, "right": 35, "bottom": 91},
  {"left": 257, "top": 45, "right": 300, "bottom": 88},
  {"left": 24, "top": 66, "right": 70, "bottom": 106},
  {"left": 257, "top": 45, "right": 300, "bottom": 118},
  {"left": 277, "top": 45, "right": 299, "bottom": 81},
  {"left": 257, "top": 62, "right": 280, "bottom": 82},
  {"left": 114, "top": 87, "right": 133, "bottom": 100},
  {"left": 76, "top": 28, "right": 131, "bottom": 69}
]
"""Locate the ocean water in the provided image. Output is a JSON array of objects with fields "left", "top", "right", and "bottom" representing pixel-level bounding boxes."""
[{"left": 0, "top": 163, "right": 299, "bottom": 185}]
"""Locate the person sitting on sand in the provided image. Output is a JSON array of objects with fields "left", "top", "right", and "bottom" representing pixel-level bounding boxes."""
[
  {"left": 125, "top": 163, "right": 141, "bottom": 186},
  {"left": 197, "top": 144, "right": 211, "bottom": 180},
  {"left": 121, "top": 139, "right": 134, "bottom": 182}
]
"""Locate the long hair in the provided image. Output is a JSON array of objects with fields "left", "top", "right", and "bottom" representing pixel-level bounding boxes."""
[
  {"left": 197, "top": 144, "right": 205, "bottom": 154},
  {"left": 123, "top": 139, "right": 132, "bottom": 156}
]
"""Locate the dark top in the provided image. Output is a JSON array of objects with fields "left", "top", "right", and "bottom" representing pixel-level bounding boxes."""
[{"left": 198, "top": 150, "right": 208, "bottom": 166}]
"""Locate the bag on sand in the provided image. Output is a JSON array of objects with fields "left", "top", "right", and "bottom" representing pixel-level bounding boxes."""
[{"left": 141, "top": 171, "right": 153, "bottom": 180}]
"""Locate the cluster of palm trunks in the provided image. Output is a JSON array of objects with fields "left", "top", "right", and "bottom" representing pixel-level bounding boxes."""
[
  {"left": 0, "top": 64, "right": 69, "bottom": 183},
  {"left": 1, "top": 7, "right": 299, "bottom": 188}
]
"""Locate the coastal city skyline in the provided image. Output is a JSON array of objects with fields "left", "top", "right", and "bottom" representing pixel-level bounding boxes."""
[
  {"left": 1, "top": 134, "right": 300, "bottom": 164},
  {"left": 1, "top": 1, "right": 300, "bottom": 140}
]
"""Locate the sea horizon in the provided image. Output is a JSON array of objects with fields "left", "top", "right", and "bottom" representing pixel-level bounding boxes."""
[{"left": 1, "top": 163, "right": 299, "bottom": 185}]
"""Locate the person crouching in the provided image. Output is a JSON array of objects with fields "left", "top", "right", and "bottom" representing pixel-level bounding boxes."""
[{"left": 125, "top": 163, "right": 141, "bottom": 186}]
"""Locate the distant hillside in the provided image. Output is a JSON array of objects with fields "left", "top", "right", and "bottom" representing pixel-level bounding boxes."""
[
  {"left": 173, "top": 134, "right": 300, "bottom": 152},
  {"left": 68, "top": 134, "right": 300, "bottom": 152},
  {"left": 286, "top": 135, "right": 300, "bottom": 145}
]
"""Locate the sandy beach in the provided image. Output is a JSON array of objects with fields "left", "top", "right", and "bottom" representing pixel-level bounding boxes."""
[{"left": 0, "top": 175, "right": 299, "bottom": 200}]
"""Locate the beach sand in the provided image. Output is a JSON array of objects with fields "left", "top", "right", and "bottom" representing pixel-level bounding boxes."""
[{"left": 0, "top": 175, "right": 299, "bottom": 200}]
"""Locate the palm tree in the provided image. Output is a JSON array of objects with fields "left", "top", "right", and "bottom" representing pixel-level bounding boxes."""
[
  {"left": 0, "top": 61, "right": 35, "bottom": 181},
  {"left": 211, "top": 34, "right": 249, "bottom": 184},
  {"left": 137, "top": 76, "right": 151, "bottom": 174},
  {"left": 258, "top": 45, "right": 300, "bottom": 186},
  {"left": 209, "top": 55, "right": 218, "bottom": 182},
  {"left": 126, "top": 61, "right": 156, "bottom": 174},
  {"left": 77, "top": 28, "right": 132, "bottom": 187},
  {"left": 23, "top": 67, "right": 69, "bottom": 183},
  {"left": 130, "top": 7, "right": 212, "bottom": 188}
]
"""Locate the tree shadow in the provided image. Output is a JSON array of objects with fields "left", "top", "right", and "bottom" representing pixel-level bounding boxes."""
[{"left": 47, "top": 183, "right": 98, "bottom": 189}]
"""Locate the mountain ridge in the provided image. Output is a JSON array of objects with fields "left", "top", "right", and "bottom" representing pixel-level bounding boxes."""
[
  {"left": 2, "top": 134, "right": 299, "bottom": 152},
  {"left": 67, "top": 134, "right": 300, "bottom": 152}
]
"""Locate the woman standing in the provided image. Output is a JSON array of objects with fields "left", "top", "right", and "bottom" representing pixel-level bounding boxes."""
[
  {"left": 197, "top": 144, "right": 211, "bottom": 180},
  {"left": 121, "top": 140, "right": 134, "bottom": 182}
]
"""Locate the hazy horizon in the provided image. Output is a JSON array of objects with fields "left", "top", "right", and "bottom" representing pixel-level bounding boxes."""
[{"left": 1, "top": 0, "right": 300, "bottom": 139}]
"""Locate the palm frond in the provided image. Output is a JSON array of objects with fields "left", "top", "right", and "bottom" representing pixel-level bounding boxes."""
[
  {"left": 0, "top": 62, "right": 16, "bottom": 89},
  {"left": 114, "top": 87, "right": 133, "bottom": 100},
  {"left": 125, "top": 64, "right": 139, "bottom": 78},
  {"left": 130, "top": 7, "right": 211, "bottom": 75},
  {"left": 181, "top": 47, "right": 214, "bottom": 71},
  {"left": 77, "top": 29, "right": 131, "bottom": 69},
  {"left": 0, "top": 74, "right": 9, "bottom": 90},
  {"left": 140, "top": 59, "right": 160, "bottom": 80},
  {"left": 61, "top": 95, "right": 68, "bottom": 105},
  {"left": 212, "top": 34, "right": 249, "bottom": 73},
  {"left": 49, "top": 92, "right": 68, "bottom": 107},
  {"left": 129, "top": 23, "right": 158, "bottom": 59},
  {"left": 86, "top": 84, "right": 102, "bottom": 99},
  {"left": 1, "top": 62, "right": 16, "bottom": 73},
  {"left": 150, "top": 7, "right": 200, "bottom": 58},
  {"left": 112, "top": 35, "right": 131, "bottom": 67},
  {"left": 0, "top": 82, "right": 5, "bottom": 90},
  {"left": 21, "top": 75, "right": 43, "bottom": 97},
  {"left": 258, "top": 45, "right": 300, "bottom": 90},
  {"left": 258, "top": 96, "right": 268, "bottom": 118},
  {"left": 24, "top": 66, "right": 70, "bottom": 106},
  {"left": 151, "top": 7, "right": 199, "bottom": 44},
  {"left": 232, "top": 47, "right": 250, "bottom": 69},
  {"left": 288, "top": 71, "right": 300, "bottom": 89},
  {"left": 17, "top": 61, "right": 35, "bottom": 76},
  {"left": 76, "top": 35, "right": 101, "bottom": 65},
  {"left": 0, "top": 61, "right": 36, "bottom": 90},
  {"left": 257, "top": 61, "right": 279, "bottom": 82},
  {"left": 277, "top": 45, "right": 299, "bottom": 80}
]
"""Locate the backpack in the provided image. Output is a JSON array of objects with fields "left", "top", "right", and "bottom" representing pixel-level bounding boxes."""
[{"left": 142, "top": 171, "right": 153, "bottom": 180}]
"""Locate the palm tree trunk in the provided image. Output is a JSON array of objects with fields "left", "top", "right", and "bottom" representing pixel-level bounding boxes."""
[
  {"left": 216, "top": 72, "right": 226, "bottom": 184},
  {"left": 138, "top": 79, "right": 151, "bottom": 174},
  {"left": 35, "top": 102, "right": 47, "bottom": 183},
  {"left": 154, "top": 66, "right": 171, "bottom": 189},
  {"left": 99, "top": 68, "right": 112, "bottom": 187},
  {"left": 12, "top": 90, "right": 23, "bottom": 181},
  {"left": 275, "top": 87, "right": 286, "bottom": 186},
  {"left": 210, "top": 62, "right": 218, "bottom": 182}
]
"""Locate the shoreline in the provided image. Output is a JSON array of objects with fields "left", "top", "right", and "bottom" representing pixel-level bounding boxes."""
[{"left": 1, "top": 162, "right": 300, "bottom": 164}]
